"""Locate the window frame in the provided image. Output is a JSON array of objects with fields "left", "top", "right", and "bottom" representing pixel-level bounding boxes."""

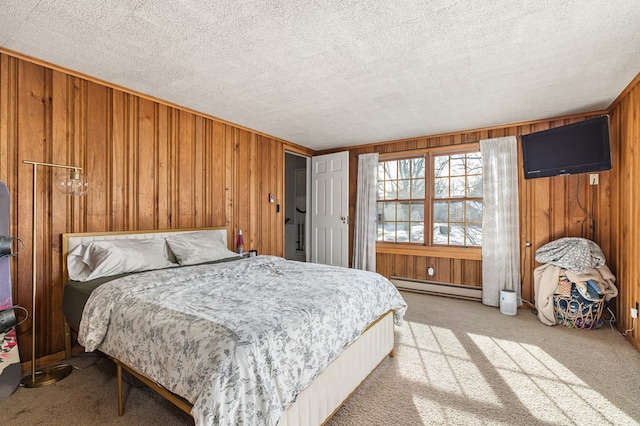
[
  {"left": 376, "top": 142, "right": 482, "bottom": 260},
  {"left": 376, "top": 154, "right": 427, "bottom": 244}
]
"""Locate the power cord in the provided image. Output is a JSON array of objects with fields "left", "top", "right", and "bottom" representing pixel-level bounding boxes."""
[
  {"left": 607, "top": 306, "right": 636, "bottom": 336},
  {"left": 606, "top": 306, "right": 617, "bottom": 332},
  {"left": 518, "top": 242, "right": 538, "bottom": 315},
  {"left": 73, "top": 352, "right": 108, "bottom": 370},
  {"left": 622, "top": 318, "right": 636, "bottom": 336},
  {"left": 518, "top": 297, "right": 537, "bottom": 314},
  {"left": 574, "top": 175, "right": 596, "bottom": 239},
  {"left": 604, "top": 306, "right": 636, "bottom": 336}
]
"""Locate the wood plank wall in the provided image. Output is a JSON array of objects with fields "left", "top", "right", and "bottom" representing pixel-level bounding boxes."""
[
  {"left": 2, "top": 46, "right": 637, "bottom": 360},
  {"left": 608, "top": 73, "right": 640, "bottom": 351},
  {"left": 333, "top": 112, "right": 612, "bottom": 306},
  {"left": 0, "top": 52, "right": 312, "bottom": 361}
]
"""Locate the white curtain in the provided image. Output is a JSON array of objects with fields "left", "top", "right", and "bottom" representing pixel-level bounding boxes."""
[
  {"left": 480, "top": 136, "right": 521, "bottom": 307},
  {"left": 353, "top": 152, "right": 379, "bottom": 271}
]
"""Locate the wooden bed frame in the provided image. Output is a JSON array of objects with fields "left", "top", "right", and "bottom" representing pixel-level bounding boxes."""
[{"left": 62, "top": 227, "right": 395, "bottom": 425}]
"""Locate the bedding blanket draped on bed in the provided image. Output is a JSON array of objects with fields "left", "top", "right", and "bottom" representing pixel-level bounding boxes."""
[{"left": 78, "top": 256, "right": 407, "bottom": 426}]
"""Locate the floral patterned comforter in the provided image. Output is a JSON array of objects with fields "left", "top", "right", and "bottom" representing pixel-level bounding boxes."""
[{"left": 78, "top": 256, "right": 407, "bottom": 426}]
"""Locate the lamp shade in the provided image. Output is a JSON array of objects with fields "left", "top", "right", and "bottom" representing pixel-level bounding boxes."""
[{"left": 55, "top": 171, "right": 88, "bottom": 196}]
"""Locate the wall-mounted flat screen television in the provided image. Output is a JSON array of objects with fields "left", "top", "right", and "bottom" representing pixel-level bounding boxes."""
[{"left": 521, "top": 115, "right": 611, "bottom": 179}]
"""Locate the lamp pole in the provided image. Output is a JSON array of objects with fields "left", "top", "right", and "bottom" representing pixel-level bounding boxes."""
[{"left": 21, "top": 160, "right": 87, "bottom": 387}]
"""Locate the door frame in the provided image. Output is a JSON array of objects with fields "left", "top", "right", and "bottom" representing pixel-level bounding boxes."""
[{"left": 284, "top": 151, "right": 311, "bottom": 262}]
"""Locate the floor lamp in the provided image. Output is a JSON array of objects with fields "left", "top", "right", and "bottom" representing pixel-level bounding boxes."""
[{"left": 21, "top": 160, "right": 88, "bottom": 388}]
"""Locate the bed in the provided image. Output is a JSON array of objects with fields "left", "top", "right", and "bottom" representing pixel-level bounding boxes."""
[{"left": 62, "top": 227, "right": 407, "bottom": 426}]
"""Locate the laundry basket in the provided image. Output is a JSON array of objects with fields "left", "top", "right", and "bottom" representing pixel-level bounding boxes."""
[{"left": 553, "top": 279, "right": 604, "bottom": 330}]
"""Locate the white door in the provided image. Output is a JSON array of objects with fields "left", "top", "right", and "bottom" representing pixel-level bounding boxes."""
[{"left": 311, "top": 151, "right": 349, "bottom": 267}]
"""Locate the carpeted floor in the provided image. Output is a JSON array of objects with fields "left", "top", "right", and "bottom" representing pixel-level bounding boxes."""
[{"left": 2, "top": 292, "right": 639, "bottom": 425}]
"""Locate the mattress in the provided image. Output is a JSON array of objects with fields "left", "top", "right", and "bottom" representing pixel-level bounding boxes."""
[
  {"left": 63, "top": 257, "right": 242, "bottom": 330},
  {"left": 64, "top": 275, "right": 123, "bottom": 330}
]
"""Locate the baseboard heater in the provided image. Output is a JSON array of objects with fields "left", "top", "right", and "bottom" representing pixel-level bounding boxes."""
[{"left": 391, "top": 277, "right": 482, "bottom": 301}]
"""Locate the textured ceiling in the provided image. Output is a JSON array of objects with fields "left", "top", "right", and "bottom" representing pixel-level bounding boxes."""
[{"left": 1, "top": 1, "right": 639, "bottom": 150}]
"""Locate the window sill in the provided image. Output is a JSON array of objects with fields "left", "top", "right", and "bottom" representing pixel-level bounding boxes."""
[{"left": 376, "top": 243, "right": 482, "bottom": 260}]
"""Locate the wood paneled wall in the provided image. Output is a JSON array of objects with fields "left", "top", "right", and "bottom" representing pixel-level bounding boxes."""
[
  {"left": 609, "top": 73, "right": 640, "bottom": 351},
  {"left": 2, "top": 46, "right": 637, "bottom": 361},
  {"left": 338, "top": 112, "right": 611, "bottom": 305},
  {"left": 0, "top": 52, "right": 311, "bottom": 361}
]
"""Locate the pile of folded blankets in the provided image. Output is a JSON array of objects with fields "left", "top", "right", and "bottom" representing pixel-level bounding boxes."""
[{"left": 533, "top": 237, "right": 618, "bottom": 328}]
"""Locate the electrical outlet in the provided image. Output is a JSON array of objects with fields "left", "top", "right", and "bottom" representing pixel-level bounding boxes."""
[
  {"left": 589, "top": 173, "right": 599, "bottom": 185},
  {"left": 632, "top": 307, "right": 639, "bottom": 319}
]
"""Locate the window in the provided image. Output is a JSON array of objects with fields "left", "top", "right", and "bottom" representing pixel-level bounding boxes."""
[
  {"left": 432, "top": 152, "right": 483, "bottom": 246},
  {"left": 377, "top": 157, "right": 426, "bottom": 243},
  {"left": 376, "top": 147, "right": 483, "bottom": 247}
]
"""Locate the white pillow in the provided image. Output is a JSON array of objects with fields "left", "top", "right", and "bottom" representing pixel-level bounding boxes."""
[
  {"left": 165, "top": 230, "right": 239, "bottom": 266},
  {"left": 67, "top": 238, "right": 177, "bottom": 281}
]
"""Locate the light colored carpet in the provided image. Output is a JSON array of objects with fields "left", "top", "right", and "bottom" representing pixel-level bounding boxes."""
[
  {"left": 2, "top": 292, "right": 639, "bottom": 425},
  {"left": 328, "top": 292, "right": 640, "bottom": 426}
]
